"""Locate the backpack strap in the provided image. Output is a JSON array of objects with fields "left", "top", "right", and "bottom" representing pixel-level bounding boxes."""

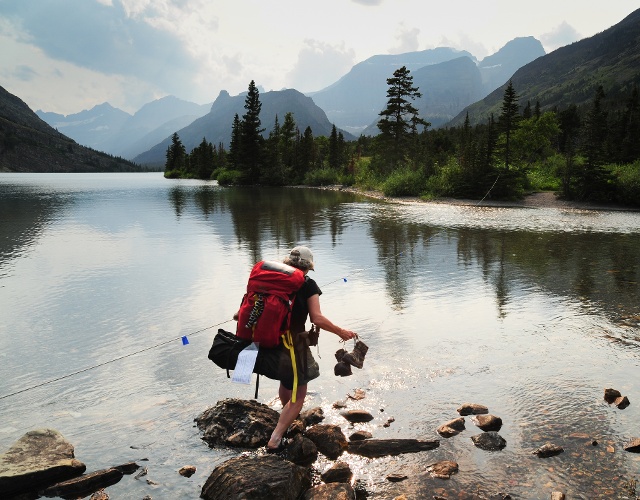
[{"left": 282, "top": 331, "right": 299, "bottom": 403}]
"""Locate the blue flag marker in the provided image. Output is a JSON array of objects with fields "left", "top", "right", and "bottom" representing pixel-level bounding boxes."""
[
  {"left": 343, "top": 278, "right": 347, "bottom": 282},
  {"left": 182, "top": 335, "right": 189, "bottom": 345}
]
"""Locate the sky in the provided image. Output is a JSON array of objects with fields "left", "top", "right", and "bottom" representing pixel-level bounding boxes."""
[{"left": 0, "top": 0, "right": 637, "bottom": 116}]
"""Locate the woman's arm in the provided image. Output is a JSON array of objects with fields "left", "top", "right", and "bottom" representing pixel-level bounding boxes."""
[{"left": 307, "top": 294, "right": 356, "bottom": 341}]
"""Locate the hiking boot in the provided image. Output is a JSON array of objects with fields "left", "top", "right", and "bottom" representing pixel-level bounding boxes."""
[
  {"left": 335, "top": 348, "right": 347, "bottom": 362},
  {"left": 342, "top": 340, "right": 368, "bottom": 369},
  {"left": 334, "top": 361, "right": 352, "bottom": 377}
]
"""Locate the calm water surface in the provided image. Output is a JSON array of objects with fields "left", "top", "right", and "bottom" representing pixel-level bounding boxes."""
[{"left": 1, "top": 173, "right": 639, "bottom": 499}]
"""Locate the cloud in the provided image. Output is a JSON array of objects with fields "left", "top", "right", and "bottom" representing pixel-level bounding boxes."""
[
  {"left": 0, "top": 0, "right": 199, "bottom": 97},
  {"left": 388, "top": 24, "right": 420, "bottom": 54},
  {"left": 351, "top": 0, "right": 383, "bottom": 5},
  {"left": 540, "top": 21, "right": 581, "bottom": 52},
  {"left": 12, "top": 65, "right": 38, "bottom": 81},
  {"left": 286, "top": 40, "right": 356, "bottom": 93}
]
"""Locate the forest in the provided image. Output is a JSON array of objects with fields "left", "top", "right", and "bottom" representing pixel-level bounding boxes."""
[{"left": 165, "top": 68, "right": 640, "bottom": 206}]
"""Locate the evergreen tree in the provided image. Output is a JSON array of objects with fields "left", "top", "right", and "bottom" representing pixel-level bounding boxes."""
[
  {"left": 498, "top": 80, "right": 520, "bottom": 172},
  {"left": 165, "top": 132, "right": 186, "bottom": 174},
  {"left": 328, "top": 124, "right": 340, "bottom": 170},
  {"left": 228, "top": 113, "right": 242, "bottom": 169},
  {"left": 298, "top": 126, "right": 315, "bottom": 184},
  {"left": 239, "top": 80, "right": 264, "bottom": 183},
  {"left": 620, "top": 85, "right": 640, "bottom": 163},
  {"left": 280, "top": 112, "right": 298, "bottom": 181},
  {"left": 377, "top": 66, "right": 428, "bottom": 171}
]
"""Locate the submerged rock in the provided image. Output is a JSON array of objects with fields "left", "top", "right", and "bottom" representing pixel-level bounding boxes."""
[
  {"left": 533, "top": 443, "right": 564, "bottom": 458},
  {"left": 426, "top": 460, "right": 459, "bottom": 479},
  {"left": 200, "top": 454, "right": 311, "bottom": 500},
  {"left": 471, "top": 432, "right": 506, "bottom": 451},
  {"left": 457, "top": 403, "right": 489, "bottom": 416},
  {"left": 471, "top": 414, "right": 503, "bottom": 432},
  {"left": 340, "top": 409, "right": 374, "bottom": 423},
  {"left": 386, "top": 473, "right": 408, "bottom": 482},
  {"left": 195, "top": 398, "right": 279, "bottom": 449},
  {"left": 303, "top": 482, "right": 355, "bottom": 499},
  {"left": 348, "top": 438, "right": 439, "bottom": 458},
  {"left": 0, "top": 428, "right": 86, "bottom": 498},
  {"left": 437, "top": 417, "right": 466, "bottom": 437},
  {"left": 178, "top": 465, "right": 196, "bottom": 477}
]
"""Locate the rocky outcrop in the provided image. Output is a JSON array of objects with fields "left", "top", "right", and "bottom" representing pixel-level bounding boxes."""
[
  {"left": 200, "top": 454, "right": 311, "bottom": 500},
  {"left": 195, "top": 398, "right": 280, "bottom": 448},
  {"left": 0, "top": 429, "right": 86, "bottom": 498}
]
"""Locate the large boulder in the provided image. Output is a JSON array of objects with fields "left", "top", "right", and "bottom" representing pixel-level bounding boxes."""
[
  {"left": 195, "top": 399, "right": 280, "bottom": 448},
  {"left": 200, "top": 454, "right": 311, "bottom": 500},
  {"left": 0, "top": 429, "right": 86, "bottom": 498}
]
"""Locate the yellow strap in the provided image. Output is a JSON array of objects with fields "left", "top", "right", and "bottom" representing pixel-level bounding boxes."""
[{"left": 282, "top": 331, "right": 298, "bottom": 403}]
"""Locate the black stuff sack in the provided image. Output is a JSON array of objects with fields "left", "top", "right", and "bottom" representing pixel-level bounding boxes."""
[{"left": 208, "top": 329, "right": 283, "bottom": 381}]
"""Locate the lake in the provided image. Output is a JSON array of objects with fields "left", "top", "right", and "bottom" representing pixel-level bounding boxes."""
[{"left": 1, "top": 172, "right": 639, "bottom": 499}]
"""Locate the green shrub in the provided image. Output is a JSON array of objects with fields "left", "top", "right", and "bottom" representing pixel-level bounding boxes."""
[
  {"left": 526, "top": 155, "right": 562, "bottom": 191},
  {"left": 303, "top": 168, "right": 339, "bottom": 186},
  {"left": 423, "top": 159, "right": 461, "bottom": 198},
  {"left": 611, "top": 161, "right": 640, "bottom": 206},
  {"left": 216, "top": 169, "right": 244, "bottom": 185},
  {"left": 381, "top": 168, "right": 425, "bottom": 197},
  {"left": 353, "top": 157, "right": 383, "bottom": 191}
]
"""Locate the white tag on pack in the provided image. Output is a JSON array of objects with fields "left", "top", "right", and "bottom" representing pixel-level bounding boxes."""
[{"left": 231, "top": 342, "right": 259, "bottom": 385}]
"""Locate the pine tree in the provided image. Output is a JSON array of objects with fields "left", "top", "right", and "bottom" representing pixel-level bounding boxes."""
[
  {"left": 239, "top": 80, "right": 264, "bottom": 183},
  {"left": 377, "top": 66, "right": 428, "bottom": 171},
  {"left": 498, "top": 80, "right": 520, "bottom": 172},
  {"left": 165, "top": 132, "right": 186, "bottom": 174}
]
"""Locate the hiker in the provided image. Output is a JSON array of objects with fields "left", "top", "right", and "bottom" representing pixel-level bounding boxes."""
[{"left": 266, "top": 245, "right": 357, "bottom": 452}]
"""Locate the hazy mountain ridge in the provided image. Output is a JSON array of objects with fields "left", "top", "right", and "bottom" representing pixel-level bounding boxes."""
[
  {"left": 0, "top": 85, "right": 140, "bottom": 173},
  {"left": 134, "top": 88, "right": 352, "bottom": 166},
  {"left": 449, "top": 9, "right": 640, "bottom": 126}
]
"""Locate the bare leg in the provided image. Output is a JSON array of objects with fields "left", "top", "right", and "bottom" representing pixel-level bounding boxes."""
[
  {"left": 267, "top": 384, "right": 307, "bottom": 450},
  {"left": 279, "top": 383, "right": 292, "bottom": 407}
]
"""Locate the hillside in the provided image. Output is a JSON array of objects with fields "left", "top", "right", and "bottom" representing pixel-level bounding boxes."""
[
  {"left": 134, "top": 88, "right": 352, "bottom": 167},
  {"left": 0, "top": 85, "right": 141, "bottom": 173},
  {"left": 449, "top": 8, "right": 640, "bottom": 126}
]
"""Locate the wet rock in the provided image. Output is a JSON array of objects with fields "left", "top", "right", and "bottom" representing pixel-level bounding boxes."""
[
  {"left": 113, "top": 462, "right": 140, "bottom": 475},
  {"left": 347, "top": 389, "right": 366, "bottom": 400},
  {"left": 471, "top": 414, "right": 503, "bottom": 432},
  {"left": 285, "top": 434, "right": 318, "bottom": 466},
  {"left": 333, "top": 400, "right": 347, "bottom": 409},
  {"left": 426, "top": 460, "right": 459, "bottom": 479},
  {"left": 385, "top": 473, "right": 407, "bottom": 482},
  {"left": 437, "top": 417, "right": 465, "bottom": 437},
  {"left": 533, "top": 443, "right": 564, "bottom": 458},
  {"left": 286, "top": 419, "right": 305, "bottom": 437},
  {"left": 348, "top": 438, "right": 440, "bottom": 458},
  {"left": 457, "top": 403, "right": 489, "bottom": 416},
  {"left": 90, "top": 489, "right": 109, "bottom": 500},
  {"left": 551, "top": 492, "right": 566, "bottom": 500},
  {"left": 178, "top": 465, "right": 196, "bottom": 477},
  {"left": 349, "top": 431, "right": 373, "bottom": 442},
  {"left": 0, "top": 428, "right": 86, "bottom": 498},
  {"left": 42, "top": 468, "right": 123, "bottom": 498},
  {"left": 304, "top": 482, "right": 355, "bottom": 499},
  {"left": 321, "top": 461, "right": 352, "bottom": 483},
  {"left": 614, "top": 396, "right": 630, "bottom": 409},
  {"left": 623, "top": 437, "right": 640, "bottom": 453},
  {"left": 195, "top": 398, "right": 279, "bottom": 449},
  {"left": 471, "top": 432, "right": 506, "bottom": 451},
  {"left": 604, "top": 388, "right": 621, "bottom": 403},
  {"left": 353, "top": 478, "right": 369, "bottom": 498},
  {"left": 200, "top": 454, "right": 311, "bottom": 500},
  {"left": 300, "top": 407, "right": 325, "bottom": 427},
  {"left": 382, "top": 417, "right": 395, "bottom": 428},
  {"left": 340, "top": 410, "right": 374, "bottom": 423},
  {"left": 305, "top": 425, "right": 348, "bottom": 460}
]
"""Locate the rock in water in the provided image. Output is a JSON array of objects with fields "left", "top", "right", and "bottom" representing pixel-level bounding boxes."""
[
  {"left": 426, "top": 460, "right": 459, "bottom": 479},
  {"left": 201, "top": 454, "right": 311, "bottom": 500},
  {"left": 340, "top": 409, "right": 374, "bottom": 423},
  {"left": 0, "top": 428, "right": 86, "bottom": 498},
  {"left": 195, "top": 398, "right": 279, "bottom": 448},
  {"left": 470, "top": 432, "right": 506, "bottom": 451},
  {"left": 457, "top": 403, "right": 489, "bottom": 416},
  {"left": 305, "top": 425, "right": 348, "bottom": 460},
  {"left": 471, "top": 414, "right": 503, "bottom": 432},
  {"left": 303, "top": 482, "right": 355, "bottom": 499},
  {"left": 604, "top": 388, "right": 621, "bottom": 403},
  {"left": 42, "top": 468, "right": 123, "bottom": 498},
  {"left": 623, "top": 438, "right": 640, "bottom": 453},
  {"left": 348, "top": 438, "right": 439, "bottom": 458},
  {"left": 533, "top": 443, "right": 564, "bottom": 458},
  {"left": 437, "top": 417, "right": 466, "bottom": 437},
  {"left": 321, "top": 461, "right": 352, "bottom": 483}
]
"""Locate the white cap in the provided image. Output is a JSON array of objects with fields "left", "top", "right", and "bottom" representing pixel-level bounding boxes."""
[{"left": 288, "top": 246, "right": 314, "bottom": 271}]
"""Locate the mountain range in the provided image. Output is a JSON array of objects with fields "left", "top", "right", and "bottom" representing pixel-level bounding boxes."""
[
  {"left": 4, "top": 8, "right": 639, "bottom": 172},
  {"left": 0, "top": 85, "right": 139, "bottom": 173},
  {"left": 449, "top": 8, "right": 640, "bottom": 125}
]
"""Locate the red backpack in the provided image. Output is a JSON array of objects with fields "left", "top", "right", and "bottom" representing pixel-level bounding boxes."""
[{"left": 236, "top": 260, "right": 305, "bottom": 348}]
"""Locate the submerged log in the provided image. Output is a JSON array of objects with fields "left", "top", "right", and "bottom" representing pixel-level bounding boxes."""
[{"left": 347, "top": 438, "right": 439, "bottom": 458}]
